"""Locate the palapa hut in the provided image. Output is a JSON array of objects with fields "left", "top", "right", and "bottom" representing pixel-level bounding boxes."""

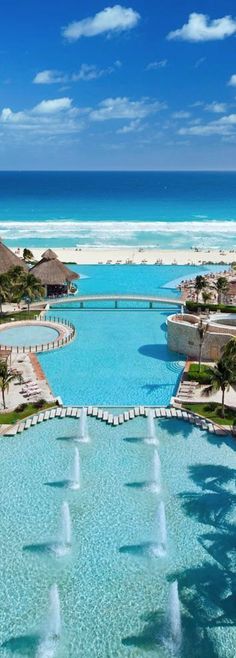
[
  {"left": 0, "top": 238, "right": 27, "bottom": 275},
  {"left": 30, "top": 249, "right": 79, "bottom": 297}
]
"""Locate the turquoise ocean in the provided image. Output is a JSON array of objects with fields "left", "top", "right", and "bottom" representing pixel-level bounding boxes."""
[{"left": 0, "top": 171, "right": 236, "bottom": 249}]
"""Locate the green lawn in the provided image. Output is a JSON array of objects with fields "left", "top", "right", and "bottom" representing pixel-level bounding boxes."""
[
  {"left": 184, "top": 402, "right": 236, "bottom": 426},
  {"left": 0, "top": 401, "right": 56, "bottom": 425},
  {"left": 0, "top": 310, "right": 41, "bottom": 324},
  {"left": 187, "top": 362, "right": 212, "bottom": 384}
]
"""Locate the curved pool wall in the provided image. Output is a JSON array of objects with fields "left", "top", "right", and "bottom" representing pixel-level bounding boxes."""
[
  {"left": 0, "top": 416, "right": 235, "bottom": 658},
  {"left": 0, "top": 324, "right": 59, "bottom": 348}
]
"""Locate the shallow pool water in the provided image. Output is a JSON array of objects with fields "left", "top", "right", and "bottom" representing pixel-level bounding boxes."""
[
  {"left": 38, "top": 264, "right": 226, "bottom": 406},
  {"left": 0, "top": 325, "right": 59, "bottom": 347},
  {"left": 0, "top": 416, "right": 235, "bottom": 658}
]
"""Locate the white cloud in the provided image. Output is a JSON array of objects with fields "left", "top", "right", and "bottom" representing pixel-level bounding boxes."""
[
  {"left": 146, "top": 59, "right": 167, "bottom": 71},
  {"left": 33, "top": 62, "right": 121, "bottom": 84},
  {"left": 33, "top": 70, "right": 64, "bottom": 84},
  {"left": 0, "top": 98, "right": 84, "bottom": 137},
  {"left": 117, "top": 119, "right": 143, "bottom": 133},
  {"left": 228, "top": 74, "right": 236, "bottom": 87},
  {"left": 167, "top": 13, "right": 236, "bottom": 42},
  {"left": 62, "top": 5, "right": 140, "bottom": 42},
  {"left": 178, "top": 113, "right": 236, "bottom": 137},
  {"left": 90, "top": 97, "right": 166, "bottom": 121},
  {"left": 33, "top": 98, "right": 72, "bottom": 114},
  {"left": 172, "top": 111, "right": 191, "bottom": 119},
  {"left": 205, "top": 101, "right": 227, "bottom": 113}
]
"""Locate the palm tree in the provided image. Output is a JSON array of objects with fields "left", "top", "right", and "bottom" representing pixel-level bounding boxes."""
[
  {"left": 23, "top": 248, "right": 34, "bottom": 262},
  {"left": 215, "top": 276, "right": 229, "bottom": 304},
  {"left": 202, "top": 289, "right": 212, "bottom": 304},
  {"left": 197, "top": 319, "right": 208, "bottom": 373},
  {"left": 0, "top": 273, "right": 10, "bottom": 313},
  {"left": 16, "top": 273, "right": 45, "bottom": 312},
  {"left": 0, "top": 360, "right": 19, "bottom": 409},
  {"left": 221, "top": 337, "right": 236, "bottom": 369},
  {"left": 202, "top": 359, "right": 235, "bottom": 418},
  {"left": 194, "top": 275, "right": 207, "bottom": 302}
]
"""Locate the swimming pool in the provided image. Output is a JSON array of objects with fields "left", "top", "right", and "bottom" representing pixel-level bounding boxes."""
[
  {"left": 39, "top": 265, "right": 225, "bottom": 406},
  {"left": 0, "top": 324, "right": 59, "bottom": 348},
  {"left": 0, "top": 416, "right": 234, "bottom": 658}
]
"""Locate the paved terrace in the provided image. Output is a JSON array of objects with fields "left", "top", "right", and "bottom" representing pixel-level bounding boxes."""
[{"left": 47, "top": 294, "right": 184, "bottom": 308}]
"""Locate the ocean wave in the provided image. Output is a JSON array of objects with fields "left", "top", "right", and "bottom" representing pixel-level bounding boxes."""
[{"left": 1, "top": 220, "right": 236, "bottom": 247}]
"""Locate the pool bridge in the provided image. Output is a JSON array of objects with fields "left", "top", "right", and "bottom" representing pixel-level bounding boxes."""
[{"left": 48, "top": 294, "right": 184, "bottom": 310}]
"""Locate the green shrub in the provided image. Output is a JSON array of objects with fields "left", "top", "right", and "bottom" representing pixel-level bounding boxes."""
[
  {"left": 185, "top": 300, "right": 236, "bottom": 313},
  {"left": 34, "top": 398, "right": 46, "bottom": 409},
  {"left": 15, "top": 403, "right": 28, "bottom": 412},
  {"left": 187, "top": 363, "right": 211, "bottom": 384}
]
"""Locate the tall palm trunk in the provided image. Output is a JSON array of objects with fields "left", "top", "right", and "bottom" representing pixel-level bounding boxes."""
[
  {"left": 221, "top": 386, "right": 225, "bottom": 418},
  {"left": 198, "top": 340, "right": 203, "bottom": 374},
  {"left": 1, "top": 386, "right": 6, "bottom": 409}
]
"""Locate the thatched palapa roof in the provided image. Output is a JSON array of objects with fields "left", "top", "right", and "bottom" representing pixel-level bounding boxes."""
[
  {"left": 0, "top": 239, "right": 28, "bottom": 275},
  {"left": 30, "top": 249, "right": 79, "bottom": 286}
]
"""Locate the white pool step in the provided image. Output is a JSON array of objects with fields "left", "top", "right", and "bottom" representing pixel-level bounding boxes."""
[{"left": 66, "top": 407, "right": 72, "bottom": 416}]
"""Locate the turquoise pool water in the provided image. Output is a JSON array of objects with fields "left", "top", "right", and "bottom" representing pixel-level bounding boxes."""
[
  {"left": 40, "top": 265, "right": 226, "bottom": 406},
  {"left": 0, "top": 416, "right": 235, "bottom": 658},
  {"left": 0, "top": 325, "right": 59, "bottom": 348}
]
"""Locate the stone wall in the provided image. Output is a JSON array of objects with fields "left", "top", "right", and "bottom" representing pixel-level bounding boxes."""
[{"left": 167, "top": 314, "right": 234, "bottom": 360}]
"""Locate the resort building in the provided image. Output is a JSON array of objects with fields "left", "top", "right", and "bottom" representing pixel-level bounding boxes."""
[
  {"left": 167, "top": 311, "right": 236, "bottom": 360},
  {"left": 0, "top": 238, "right": 27, "bottom": 274},
  {"left": 30, "top": 248, "right": 79, "bottom": 297}
]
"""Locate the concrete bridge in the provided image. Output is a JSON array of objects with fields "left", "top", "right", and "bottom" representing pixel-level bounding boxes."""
[{"left": 48, "top": 294, "right": 184, "bottom": 309}]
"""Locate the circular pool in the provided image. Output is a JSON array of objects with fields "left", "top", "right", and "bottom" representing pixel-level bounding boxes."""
[{"left": 0, "top": 324, "right": 59, "bottom": 348}]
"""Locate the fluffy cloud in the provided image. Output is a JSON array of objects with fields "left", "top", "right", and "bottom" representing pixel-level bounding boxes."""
[
  {"left": 179, "top": 114, "right": 236, "bottom": 137},
  {"left": 33, "top": 70, "right": 64, "bottom": 84},
  {"left": 117, "top": 119, "right": 144, "bottom": 133},
  {"left": 33, "top": 98, "right": 72, "bottom": 114},
  {"left": 62, "top": 5, "right": 140, "bottom": 42},
  {"left": 167, "top": 13, "right": 236, "bottom": 42},
  {"left": 228, "top": 74, "right": 236, "bottom": 87},
  {"left": 0, "top": 98, "right": 83, "bottom": 136},
  {"left": 90, "top": 97, "right": 166, "bottom": 121},
  {"left": 33, "top": 62, "right": 121, "bottom": 84},
  {"left": 146, "top": 60, "right": 167, "bottom": 71},
  {"left": 205, "top": 101, "right": 227, "bottom": 113}
]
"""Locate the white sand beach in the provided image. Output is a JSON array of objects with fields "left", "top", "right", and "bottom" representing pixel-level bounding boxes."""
[{"left": 16, "top": 246, "right": 236, "bottom": 266}]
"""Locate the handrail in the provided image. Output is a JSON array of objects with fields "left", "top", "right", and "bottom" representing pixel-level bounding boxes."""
[{"left": 0, "top": 317, "right": 76, "bottom": 354}]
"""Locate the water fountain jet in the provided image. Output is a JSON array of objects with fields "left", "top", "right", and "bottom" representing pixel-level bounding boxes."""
[
  {"left": 150, "top": 449, "right": 161, "bottom": 493},
  {"left": 152, "top": 501, "right": 167, "bottom": 556},
  {"left": 163, "top": 580, "right": 182, "bottom": 654},
  {"left": 145, "top": 410, "right": 159, "bottom": 445},
  {"left": 54, "top": 502, "right": 72, "bottom": 556},
  {"left": 36, "top": 584, "right": 61, "bottom": 658},
  {"left": 70, "top": 447, "right": 80, "bottom": 490},
  {"left": 76, "top": 408, "right": 90, "bottom": 443}
]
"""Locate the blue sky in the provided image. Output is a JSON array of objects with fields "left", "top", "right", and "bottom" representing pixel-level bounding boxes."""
[{"left": 1, "top": 0, "right": 236, "bottom": 169}]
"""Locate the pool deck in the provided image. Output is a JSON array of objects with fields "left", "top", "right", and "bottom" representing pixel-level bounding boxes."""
[{"left": 0, "top": 404, "right": 230, "bottom": 437}]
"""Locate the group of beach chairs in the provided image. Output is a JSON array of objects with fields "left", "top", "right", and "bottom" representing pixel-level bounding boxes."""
[
  {"left": 20, "top": 380, "right": 42, "bottom": 400},
  {"left": 177, "top": 380, "right": 199, "bottom": 401}
]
